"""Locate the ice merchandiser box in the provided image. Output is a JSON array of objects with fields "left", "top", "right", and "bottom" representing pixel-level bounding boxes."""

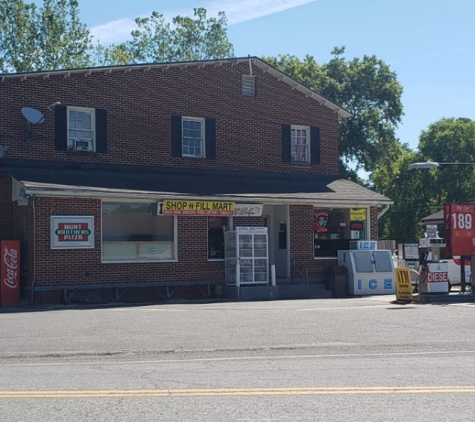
[{"left": 337, "top": 241, "right": 396, "bottom": 296}]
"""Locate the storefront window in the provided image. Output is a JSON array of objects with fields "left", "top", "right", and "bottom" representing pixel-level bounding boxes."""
[
  {"left": 208, "top": 217, "right": 229, "bottom": 260},
  {"left": 102, "top": 202, "right": 176, "bottom": 262},
  {"left": 313, "top": 208, "right": 367, "bottom": 258}
]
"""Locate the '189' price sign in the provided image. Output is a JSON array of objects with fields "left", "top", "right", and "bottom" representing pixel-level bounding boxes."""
[{"left": 444, "top": 203, "right": 475, "bottom": 257}]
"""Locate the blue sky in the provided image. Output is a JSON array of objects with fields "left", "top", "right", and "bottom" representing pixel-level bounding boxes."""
[{"left": 63, "top": 0, "right": 475, "bottom": 151}]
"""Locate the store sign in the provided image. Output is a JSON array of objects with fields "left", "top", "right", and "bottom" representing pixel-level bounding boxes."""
[
  {"left": 313, "top": 211, "right": 329, "bottom": 233},
  {"left": 51, "top": 216, "right": 95, "bottom": 249},
  {"left": 350, "top": 208, "right": 367, "bottom": 221},
  {"left": 427, "top": 262, "right": 448, "bottom": 283},
  {"left": 163, "top": 200, "right": 234, "bottom": 216},
  {"left": 395, "top": 268, "right": 413, "bottom": 301},
  {"left": 350, "top": 221, "right": 364, "bottom": 230},
  {"left": 233, "top": 204, "right": 263, "bottom": 217},
  {"left": 444, "top": 203, "right": 475, "bottom": 256},
  {"left": 1, "top": 240, "right": 20, "bottom": 306}
]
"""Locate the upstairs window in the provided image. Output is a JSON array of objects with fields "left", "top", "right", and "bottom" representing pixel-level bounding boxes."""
[
  {"left": 171, "top": 115, "right": 216, "bottom": 159},
  {"left": 291, "top": 125, "right": 310, "bottom": 163},
  {"left": 182, "top": 117, "right": 205, "bottom": 158},
  {"left": 55, "top": 105, "right": 108, "bottom": 153},
  {"left": 68, "top": 107, "right": 95, "bottom": 151},
  {"left": 282, "top": 124, "right": 320, "bottom": 164}
]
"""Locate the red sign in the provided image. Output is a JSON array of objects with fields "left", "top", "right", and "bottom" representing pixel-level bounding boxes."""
[
  {"left": 313, "top": 211, "right": 329, "bottom": 233},
  {"left": 427, "top": 271, "right": 448, "bottom": 282},
  {"left": 55, "top": 223, "right": 91, "bottom": 241},
  {"left": 444, "top": 203, "right": 475, "bottom": 257},
  {"left": 350, "top": 221, "right": 364, "bottom": 231},
  {"left": 1, "top": 240, "right": 20, "bottom": 306}
]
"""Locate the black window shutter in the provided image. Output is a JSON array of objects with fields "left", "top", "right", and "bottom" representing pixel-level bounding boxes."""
[
  {"left": 54, "top": 105, "right": 68, "bottom": 151},
  {"left": 171, "top": 115, "right": 182, "bottom": 158},
  {"left": 205, "top": 118, "right": 216, "bottom": 159},
  {"left": 282, "top": 124, "right": 291, "bottom": 162},
  {"left": 310, "top": 126, "right": 320, "bottom": 164},
  {"left": 95, "top": 109, "right": 108, "bottom": 153}
]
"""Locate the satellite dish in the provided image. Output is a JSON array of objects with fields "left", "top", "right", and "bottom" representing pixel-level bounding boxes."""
[{"left": 21, "top": 107, "right": 45, "bottom": 125}]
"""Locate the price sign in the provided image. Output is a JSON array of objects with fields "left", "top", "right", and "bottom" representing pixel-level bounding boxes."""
[{"left": 444, "top": 203, "right": 475, "bottom": 256}]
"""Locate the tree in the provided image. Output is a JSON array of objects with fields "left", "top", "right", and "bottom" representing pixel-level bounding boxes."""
[
  {"left": 264, "top": 48, "right": 404, "bottom": 177},
  {"left": 95, "top": 8, "right": 234, "bottom": 66},
  {"left": 373, "top": 117, "right": 475, "bottom": 241},
  {"left": 418, "top": 117, "right": 475, "bottom": 204},
  {"left": 373, "top": 148, "right": 438, "bottom": 242},
  {"left": 0, "top": 0, "right": 92, "bottom": 73}
]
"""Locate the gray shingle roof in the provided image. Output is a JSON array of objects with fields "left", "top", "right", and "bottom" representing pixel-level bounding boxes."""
[{"left": 2, "top": 159, "right": 392, "bottom": 206}]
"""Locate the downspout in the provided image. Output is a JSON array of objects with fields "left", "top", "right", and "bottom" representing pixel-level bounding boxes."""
[
  {"left": 377, "top": 204, "right": 391, "bottom": 219},
  {"left": 30, "top": 195, "right": 37, "bottom": 304}
]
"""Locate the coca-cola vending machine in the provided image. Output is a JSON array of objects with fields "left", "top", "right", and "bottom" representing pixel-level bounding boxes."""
[{"left": 1, "top": 240, "right": 20, "bottom": 306}]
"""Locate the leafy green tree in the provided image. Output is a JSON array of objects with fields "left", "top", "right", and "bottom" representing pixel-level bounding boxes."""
[
  {"left": 373, "top": 117, "right": 475, "bottom": 241},
  {"left": 0, "top": 0, "right": 92, "bottom": 73},
  {"left": 418, "top": 117, "right": 475, "bottom": 204},
  {"left": 96, "top": 8, "right": 234, "bottom": 66},
  {"left": 373, "top": 148, "right": 438, "bottom": 242},
  {"left": 264, "top": 47, "right": 404, "bottom": 176}
]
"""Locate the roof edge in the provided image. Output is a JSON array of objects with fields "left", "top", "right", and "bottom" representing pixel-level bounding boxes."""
[{"left": 0, "top": 56, "right": 351, "bottom": 119}]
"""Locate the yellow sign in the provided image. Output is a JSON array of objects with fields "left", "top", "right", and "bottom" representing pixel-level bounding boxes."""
[
  {"left": 395, "top": 268, "right": 413, "bottom": 301},
  {"left": 163, "top": 200, "right": 235, "bottom": 216},
  {"left": 350, "top": 208, "right": 367, "bottom": 221}
]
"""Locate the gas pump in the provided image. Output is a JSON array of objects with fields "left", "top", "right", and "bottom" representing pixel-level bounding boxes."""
[{"left": 418, "top": 235, "right": 449, "bottom": 294}]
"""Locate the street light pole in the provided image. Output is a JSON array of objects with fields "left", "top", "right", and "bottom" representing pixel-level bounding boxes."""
[
  {"left": 408, "top": 161, "right": 475, "bottom": 170},
  {"left": 409, "top": 161, "right": 475, "bottom": 295}
]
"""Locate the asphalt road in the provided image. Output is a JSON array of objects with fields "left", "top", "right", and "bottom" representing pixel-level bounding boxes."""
[{"left": 1, "top": 296, "right": 475, "bottom": 421}]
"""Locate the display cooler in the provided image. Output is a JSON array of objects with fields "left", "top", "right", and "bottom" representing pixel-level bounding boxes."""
[{"left": 225, "top": 227, "right": 269, "bottom": 285}]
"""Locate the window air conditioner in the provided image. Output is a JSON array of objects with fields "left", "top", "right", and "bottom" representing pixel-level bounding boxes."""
[{"left": 74, "top": 140, "right": 93, "bottom": 151}]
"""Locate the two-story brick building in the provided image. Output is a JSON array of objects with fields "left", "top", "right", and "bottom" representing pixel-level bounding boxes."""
[{"left": 0, "top": 57, "right": 392, "bottom": 305}]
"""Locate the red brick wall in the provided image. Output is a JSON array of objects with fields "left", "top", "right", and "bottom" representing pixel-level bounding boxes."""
[
  {"left": 0, "top": 62, "right": 340, "bottom": 175},
  {"left": 31, "top": 197, "right": 227, "bottom": 287},
  {"left": 0, "top": 173, "right": 12, "bottom": 240},
  {"left": 370, "top": 206, "right": 379, "bottom": 240}
]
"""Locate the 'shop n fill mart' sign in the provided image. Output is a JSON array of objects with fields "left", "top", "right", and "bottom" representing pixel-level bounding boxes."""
[
  {"left": 51, "top": 216, "right": 95, "bottom": 249},
  {"left": 160, "top": 201, "right": 264, "bottom": 217},
  {"left": 163, "top": 200, "right": 235, "bottom": 216}
]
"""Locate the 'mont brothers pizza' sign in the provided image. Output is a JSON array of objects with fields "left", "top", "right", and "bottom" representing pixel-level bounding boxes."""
[{"left": 51, "top": 216, "right": 95, "bottom": 249}]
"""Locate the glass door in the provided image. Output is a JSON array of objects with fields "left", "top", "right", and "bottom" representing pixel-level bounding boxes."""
[
  {"left": 238, "top": 234, "right": 254, "bottom": 283},
  {"left": 253, "top": 233, "right": 268, "bottom": 282}
]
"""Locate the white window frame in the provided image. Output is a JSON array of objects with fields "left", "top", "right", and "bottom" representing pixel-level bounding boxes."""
[
  {"left": 100, "top": 200, "right": 178, "bottom": 264},
  {"left": 182, "top": 117, "right": 205, "bottom": 158},
  {"left": 67, "top": 106, "right": 95, "bottom": 152},
  {"left": 291, "top": 125, "right": 310, "bottom": 163}
]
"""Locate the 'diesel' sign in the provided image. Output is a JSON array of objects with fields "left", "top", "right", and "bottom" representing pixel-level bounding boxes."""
[{"left": 444, "top": 203, "right": 475, "bottom": 257}]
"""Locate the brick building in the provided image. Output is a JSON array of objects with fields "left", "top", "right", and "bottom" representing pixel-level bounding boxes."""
[{"left": 0, "top": 57, "right": 392, "bottom": 304}]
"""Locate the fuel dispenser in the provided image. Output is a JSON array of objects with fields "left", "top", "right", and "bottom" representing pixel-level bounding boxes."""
[{"left": 418, "top": 237, "right": 449, "bottom": 294}]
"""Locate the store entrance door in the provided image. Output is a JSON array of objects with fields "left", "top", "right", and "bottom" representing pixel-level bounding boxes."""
[{"left": 263, "top": 205, "right": 289, "bottom": 279}]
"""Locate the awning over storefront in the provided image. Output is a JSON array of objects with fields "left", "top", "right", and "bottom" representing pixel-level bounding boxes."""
[
  {"left": 419, "top": 210, "right": 443, "bottom": 225},
  {"left": 1, "top": 159, "right": 392, "bottom": 206}
]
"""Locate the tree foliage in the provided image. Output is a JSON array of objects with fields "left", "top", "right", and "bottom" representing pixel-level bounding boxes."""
[
  {"left": 95, "top": 8, "right": 234, "bottom": 66},
  {"left": 264, "top": 47, "right": 404, "bottom": 176},
  {"left": 373, "top": 117, "right": 475, "bottom": 241},
  {"left": 0, "top": 0, "right": 92, "bottom": 73}
]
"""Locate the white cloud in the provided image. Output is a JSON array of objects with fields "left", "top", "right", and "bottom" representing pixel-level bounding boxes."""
[
  {"left": 91, "top": 0, "right": 317, "bottom": 44},
  {"left": 205, "top": 0, "right": 317, "bottom": 25}
]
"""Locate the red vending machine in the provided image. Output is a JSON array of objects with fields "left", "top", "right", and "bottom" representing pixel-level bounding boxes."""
[{"left": 1, "top": 240, "right": 20, "bottom": 306}]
